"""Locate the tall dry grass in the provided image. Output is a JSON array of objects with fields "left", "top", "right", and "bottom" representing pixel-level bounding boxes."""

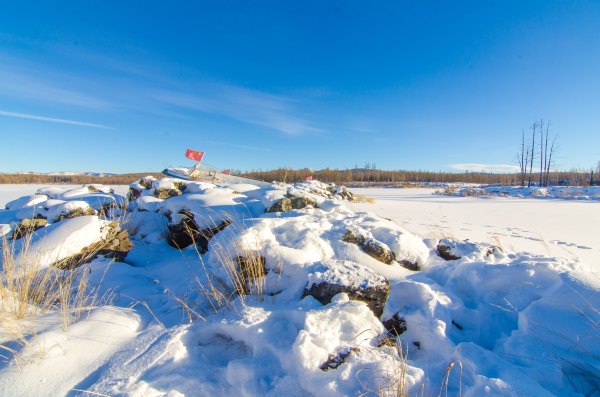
[{"left": 0, "top": 229, "right": 112, "bottom": 363}]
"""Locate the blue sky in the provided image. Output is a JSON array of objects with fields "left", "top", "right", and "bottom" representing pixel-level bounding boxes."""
[{"left": 1, "top": 1, "right": 599, "bottom": 173}]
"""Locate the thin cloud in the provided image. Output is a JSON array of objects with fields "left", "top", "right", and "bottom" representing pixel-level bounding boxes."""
[
  {"left": 154, "top": 83, "right": 320, "bottom": 136},
  {"left": 210, "top": 141, "right": 271, "bottom": 152},
  {"left": 0, "top": 110, "right": 112, "bottom": 129},
  {"left": 450, "top": 163, "right": 520, "bottom": 173}
]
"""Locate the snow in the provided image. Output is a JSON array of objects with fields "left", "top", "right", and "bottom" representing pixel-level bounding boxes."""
[
  {"left": 350, "top": 187, "right": 600, "bottom": 274},
  {"left": 0, "top": 181, "right": 599, "bottom": 396},
  {"left": 451, "top": 185, "right": 600, "bottom": 201},
  {"left": 2, "top": 216, "right": 112, "bottom": 270}
]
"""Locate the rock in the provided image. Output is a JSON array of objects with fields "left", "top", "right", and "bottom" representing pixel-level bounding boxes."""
[
  {"left": 436, "top": 238, "right": 502, "bottom": 261},
  {"left": 334, "top": 186, "right": 355, "bottom": 201},
  {"left": 167, "top": 210, "right": 231, "bottom": 251},
  {"left": 56, "top": 207, "right": 97, "bottom": 222},
  {"left": 128, "top": 186, "right": 143, "bottom": 201},
  {"left": 319, "top": 347, "right": 360, "bottom": 371},
  {"left": 96, "top": 222, "right": 134, "bottom": 262},
  {"left": 267, "top": 198, "right": 293, "bottom": 213},
  {"left": 154, "top": 188, "right": 182, "bottom": 200},
  {"left": 139, "top": 177, "right": 155, "bottom": 190},
  {"left": 12, "top": 217, "right": 48, "bottom": 240},
  {"left": 398, "top": 259, "right": 419, "bottom": 271},
  {"left": 303, "top": 260, "right": 390, "bottom": 318},
  {"left": 290, "top": 196, "right": 317, "bottom": 209},
  {"left": 54, "top": 221, "right": 133, "bottom": 269},
  {"left": 382, "top": 313, "right": 407, "bottom": 337},
  {"left": 436, "top": 239, "right": 463, "bottom": 261},
  {"left": 342, "top": 230, "right": 396, "bottom": 265}
]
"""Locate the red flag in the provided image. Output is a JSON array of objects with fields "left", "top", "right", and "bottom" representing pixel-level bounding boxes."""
[
  {"left": 305, "top": 175, "right": 313, "bottom": 181},
  {"left": 185, "top": 149, "right": 204, "bottom": 162},
  {"left": 222, "top": 169, "right": 231, "bottom": 175}
]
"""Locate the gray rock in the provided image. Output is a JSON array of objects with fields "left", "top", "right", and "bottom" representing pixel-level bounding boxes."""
[
  {"left": 342, "top": 230, "right": 396, "bottom": 265},
  {"left": 303, "top": 260, "right": 390, "bottom": 318},
  {"left": 12, "top": 217, "right": 47, "bottom": 240},
  {"left": 290, "top": 196, "right": 317, "bottom": 209},
  {"left": 267, "top": 198, "right": 293, "bottom": 213},
  {"left": 167, "top": 210, "right": 231, "bottom": 251}
]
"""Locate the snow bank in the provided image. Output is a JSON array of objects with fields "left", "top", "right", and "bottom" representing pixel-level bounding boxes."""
[
  {"left": 2, "top": 216, "right": 111, "bottom": 270},
  {"left": 451, "top": 185, "right": 600, "bottom": 201}
]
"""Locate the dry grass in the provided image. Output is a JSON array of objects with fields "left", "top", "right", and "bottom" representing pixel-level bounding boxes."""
[
  {"left": 355, "top": 195, "right": 377, "bottom": 204},
  {"left": 0, "top": 229, "right": 112, "bottom": 363},
  {"left": 169, "top": 213, "right": 273, "bottom": 322}
]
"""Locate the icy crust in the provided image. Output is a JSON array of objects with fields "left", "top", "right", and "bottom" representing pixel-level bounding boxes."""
[{"left": 451, "top": 185, "right": 600, "bottom": 200}]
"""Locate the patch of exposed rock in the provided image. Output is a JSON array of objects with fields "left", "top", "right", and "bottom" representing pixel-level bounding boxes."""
[
  {"left": 56, "top": 207, "right": 96, "bottom": 222},
  {"left": 342, "top": 230, "right": 396, "bottom": 265},
  {"left": 12, "top": 217, "right": 48, "bottom": 240},
  {"left": 290, "top": 195, "right": 317, "bottom": 209},
  {"left": 319, "top": 347, "right": 360, "bottom": 371},
  {"left": 267, "top": 198, "right": 293, "bottom": 213},
  {"left": 55, "top": 221, "right": 133, "bottom": 269},
  {"left": 437, "top": 238, "right": 503, "bottom": 261},
  {"left": 303, "top": 260, "right": 390, "bottom": 318},
  {"left": 167, "top": 210, "right": 231, "bottom": 251}
]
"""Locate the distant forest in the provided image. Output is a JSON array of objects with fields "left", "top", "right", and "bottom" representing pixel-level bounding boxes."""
[
  {"left": 239, "top": 167, "right": 596, "bottom": 186},
  {"left": 0, "top": 173, "right": 163, "bottom": 185},
  {"left": 0, "top": 168, "right": 595, "bottom": 186}
]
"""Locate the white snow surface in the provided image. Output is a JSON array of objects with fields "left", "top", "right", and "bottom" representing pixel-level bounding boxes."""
[{"left": 0, "top": 181, "right": 598, "bottom": 396}]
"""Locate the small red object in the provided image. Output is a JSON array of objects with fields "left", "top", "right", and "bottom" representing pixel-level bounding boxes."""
[{"left": 185, "top": 149, "right": 204, "bottom": 162}]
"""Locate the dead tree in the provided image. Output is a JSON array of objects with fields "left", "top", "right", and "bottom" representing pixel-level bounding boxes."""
[{"left": 527, "top": 122, "right": 536, "bottom": 187}]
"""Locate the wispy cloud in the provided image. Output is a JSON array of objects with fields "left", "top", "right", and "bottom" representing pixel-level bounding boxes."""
[
  {"left": 210, "top": 141, "right": 271, "bottom": 152},
  {"left": 154, "top": 83, "right": 320, "bottom": 136},
  {"left": 450, "top": 163, "right": 520, "bottom": 173},
  {"left": 0, "top": 60, "right": 112, "bottom": 110},
  {"left": 0, "top": 110, "right": 112, "bottom": 129}
]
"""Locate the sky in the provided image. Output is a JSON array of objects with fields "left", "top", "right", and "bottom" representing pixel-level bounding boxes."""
[{"left": 1, "top": 1, "right": 600, "bottom": 174}]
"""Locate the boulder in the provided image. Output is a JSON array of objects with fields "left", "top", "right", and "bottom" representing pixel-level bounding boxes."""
[
  {"left": 167, "top": 210, "right": 231, "bottom": 251},
  {"left": 154, "top": 188, "right": 182, "bottom": 200},
  {"left": 303, "top": 260, "right": 390, "bottom": 318},
  {"left": 290, "top": 196, "right": 317, "bottom": 209},
  {"left": 266, "top": 198, "right": 293, "bottom": 213},
  {"left": 382, "top": 313, "right": 407, "bottom": 337},
  {"left": 342, "top": 230, "right": 396, "bottom": 265},
  {"left": 12, "top": 217, "right": 48, "bottom": 240},
  {"left": 54, "top": 221, "right": 134, "bottom": 269},
  {"left": 56, "top": 207, "right": 96, "bottom": 222}
]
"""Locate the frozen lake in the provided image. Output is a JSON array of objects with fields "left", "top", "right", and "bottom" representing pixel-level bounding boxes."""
[{"left": 350, "top": 188, "right": 600, "bottom": 274}]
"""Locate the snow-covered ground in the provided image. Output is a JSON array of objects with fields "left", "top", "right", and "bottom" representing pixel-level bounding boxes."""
[
  {"left": 449, "top": 185, "right": 600, "bottom": 201},
  {"left": 1, "top": 181, "right": 599, "bottom": 396},
  {"left": 0, "top": 184, "right": 130, "bottom": 208},
  {"left": 350, "top": 188, "right": 600, "bottom": 276}
]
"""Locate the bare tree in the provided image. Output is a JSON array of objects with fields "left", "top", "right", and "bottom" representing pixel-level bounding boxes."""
[
  {"left": 517, "top": 129, "right": 529, "bottom": 187},
  {"left": 528, "top": 122, "right": 536, "bottom": 187}
]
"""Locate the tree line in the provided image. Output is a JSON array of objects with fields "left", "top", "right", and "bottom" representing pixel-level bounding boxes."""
[{"left": 238, "top": 167, "right": 593, "bottom": 185}]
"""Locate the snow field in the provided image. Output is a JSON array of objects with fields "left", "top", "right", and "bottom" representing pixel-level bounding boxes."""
[{"left": 0, "top": 180, "right": 598, "bottom": 396}]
